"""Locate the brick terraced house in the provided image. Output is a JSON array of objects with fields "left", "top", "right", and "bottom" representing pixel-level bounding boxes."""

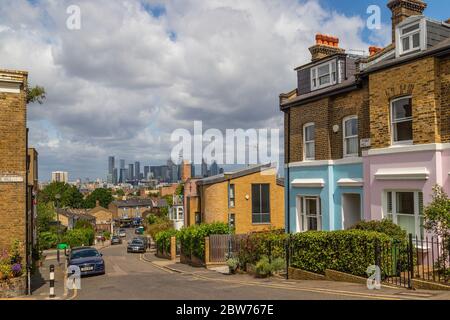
[
  {"left": 0, "top": 69, "right": 37, "bottom": 281},
  {"left": 280, "top": 35, "right": 370, "bottom": 233},
  {"left": 280, "top": 0, "right": 450, "bottom": 237},
  {"left": 359, "top": 0, "right": 450, "bottom": 237}
]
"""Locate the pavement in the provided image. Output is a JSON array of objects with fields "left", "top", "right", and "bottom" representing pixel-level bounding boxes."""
[{"left": 19, "top": 229, "right": 450, "bottom": 300}]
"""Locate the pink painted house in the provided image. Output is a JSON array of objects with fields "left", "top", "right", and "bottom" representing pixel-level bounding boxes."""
[{"left": 358, "top": 0, "right": 450, "bottom": 238}]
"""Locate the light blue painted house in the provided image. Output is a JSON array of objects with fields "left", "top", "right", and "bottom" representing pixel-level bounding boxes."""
[{"left": 279, "top": 33, "right": 369, "bottom": 233}]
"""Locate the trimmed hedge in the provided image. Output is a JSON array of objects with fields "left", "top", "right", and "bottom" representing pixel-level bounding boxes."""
[
  {"left": 155, "top": 229, "right": 178, "bottom": 255},
  {"left": 290, "top": 230, "right": 391, "bottom": 276},
  {"left": 178, "top": 223, "right": 230, "bottom": 260}
]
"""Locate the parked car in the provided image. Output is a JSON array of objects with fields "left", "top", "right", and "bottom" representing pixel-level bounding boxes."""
[
  {"left": 135, "top": 226, "right": 144, "bottom": 235},
  {"left": 127, "top": 238, "right": 146, "bottom": 253},
  {"left": 118, "top": 229, "right": 127, "bottom": 238},
  {"left": 137, "top": 235, "right": 149, "bottom": 248},
  {"left": 111, "top": 236, "right": 122, "bottom": 245},
  {"left": 68, "top": 247, "right": 105, "bottom": 276}
]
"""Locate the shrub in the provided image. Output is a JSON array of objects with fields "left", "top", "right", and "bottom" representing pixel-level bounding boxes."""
[
  {"left": 255, "top": 256, "right": 272, "bottom": 277},
  {"left": 226, "top": 257, "right": 239, "bottom": 273},
  {"left": 38, "top": 231, "right": 58, "bottom": 250},
  {"left": 271, "top": 257, "right": 285, "bottom": 273},
  {"left": 148, "top": 217, "right": 174, "bottom": 240},
  {"left": 102, "top": 231, "right": 111, "bottom": 240},
  {"left": 350, "top": 219, "right": 407, "bottom": 243},
  {"left": 289, "top": 230, "right": 392, "bottom": 276},
  {"left": 155, "top": 229, "right": 178, "bottom": 255},
  {"left": 63, "top": 228, "right": 95, "bottom": 248},
  {"left": 178, "top": 222, "right": 230, "bottom": 260},
  {"left": 238, "top": 230, "right": 287, "bottom": 268},
  {"left": 424, "top": 185, "right": 450, "bottom": 238}
]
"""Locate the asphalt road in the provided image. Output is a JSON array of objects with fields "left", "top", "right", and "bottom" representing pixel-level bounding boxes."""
[{"left": 70, "top": 229, "right": 448, "bottom": 300}]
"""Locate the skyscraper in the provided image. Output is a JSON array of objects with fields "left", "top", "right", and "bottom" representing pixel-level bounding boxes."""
[
  {"left": 144, "top": 166, "right": 150, "bottom": 180},
  {"left": 135, "top": 161, "right": 141, "bottom": 181},
  {"left": 120, "top": 159, "right": 125, "bottom": 169},
  {"left": 128, "top": 163, "right": 134, "bottom": 180},
  {"left": 108, "top": 156, "right": 115, "bottom": 183},
  {"left": 112, "top": 168, "right": 118, "bottom": 185}
]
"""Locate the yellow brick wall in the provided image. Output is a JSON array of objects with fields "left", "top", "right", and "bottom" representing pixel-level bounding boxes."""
[
  {"left": 369, "top": 57, "right": 441, "bottom": 148},
  {"left": 439, "top": 57, "right": 450, "bottom": 142},
  {"left": 199, "top": 169, "right": 284, "bottom": 234},
  {"left": 0, "top": 71, "right": 27, "bottom": 256}
]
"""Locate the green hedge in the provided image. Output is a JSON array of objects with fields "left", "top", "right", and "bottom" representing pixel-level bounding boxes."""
[
  {"left": 155, "top": 229, "right": 178, "bottom": 255},
  {"left": 290, "top": 230, "right": 392, "bottom": 276},
  {"left": 238, "top": 230, "right": 287, "bottom": 268},
  {"left": 63, "top": 228, "right": 95, "bottom": 248},
  {"left": 178, "top": 222, "right": 230, "bottom": 260}
]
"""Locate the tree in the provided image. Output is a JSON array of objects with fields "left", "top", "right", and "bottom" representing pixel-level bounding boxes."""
[
  {"left": 115, "top": 189, "right": 125, "bottom": 197},
  {"left": 26, "top": 85, "right": 46, "bottom": 104},
  {"left": 61, "top": 185, "right": 85, "bottom": 209},
  {"left": 84, "top": 188, "right": 114, "bottom": 209},
  {"left": 424, "top": 185, "right": 450, "bottom": 238},
  {"left": 39, "top": 182, "right": 85, "bottom": 208},
  {"left": 36, "top": 202, "right": 56, "bottom": 233},
  {"left": 175, "top": 184, "right": 184, "bottom": 196}
]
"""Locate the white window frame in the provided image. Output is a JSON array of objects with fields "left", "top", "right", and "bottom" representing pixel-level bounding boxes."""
[
  {"left": 343, "top": 115, "right": 359, "bottom": 157},
  {"left": 390, "top": 96, "right": 413, "bottom": 145},
  {"left": 382, "top": 190, "right": 424, "bottom": 238},
  {"left": 310, "top": 60, "right": 337, "bottom": 91},
  {"left": 303, "top": 123, "right": 315, "bottom": 161},
  {"left": 396, "top": 19, "right": 427, "bottom": 57},
  {"left": 297, "top": 196, "right": 322, "bottom": 232}
]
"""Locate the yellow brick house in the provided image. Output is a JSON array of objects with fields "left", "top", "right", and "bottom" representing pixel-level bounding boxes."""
[{"left": 187, "top": 164, "right": 285, "bottom": 234}]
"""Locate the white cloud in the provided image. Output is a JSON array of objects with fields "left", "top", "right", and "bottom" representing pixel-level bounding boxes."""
[{"left": 0, "top": 0, "right": 387, "bottom": 180}]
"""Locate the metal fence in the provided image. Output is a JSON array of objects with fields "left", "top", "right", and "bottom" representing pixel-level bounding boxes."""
[
  {"left": 413, "top": 235, "right": 450, "bottom": 284},
  {"left": 209, "top": 234, "right": 247, "bottom": 263}
]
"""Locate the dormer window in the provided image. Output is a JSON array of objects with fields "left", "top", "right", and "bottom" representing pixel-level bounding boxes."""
[
  {"left": 311, "top": 60, "right": 337, "bottom": 91},
  {"left": 396, "top": 19, "right": 426, "bottom": 57}
]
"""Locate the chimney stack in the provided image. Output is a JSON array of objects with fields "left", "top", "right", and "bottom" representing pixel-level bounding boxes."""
[
  {"left": 387, "top": 0, "right": 427, "bottom": 43},
  {"left": 369, "top": 46, "right": 383, "bottom": 56},
  {"left": 309, "top": 34, "right": 345, "bottom": 62}
]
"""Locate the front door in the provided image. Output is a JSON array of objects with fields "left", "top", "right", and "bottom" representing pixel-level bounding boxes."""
[{"left": 342, "top": 193, "right": 361, "bottom": 229}]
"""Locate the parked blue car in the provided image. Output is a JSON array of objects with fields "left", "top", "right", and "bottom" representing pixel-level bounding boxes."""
[{"left": 68, "top": 247, "right": 105, "bottom": 276}]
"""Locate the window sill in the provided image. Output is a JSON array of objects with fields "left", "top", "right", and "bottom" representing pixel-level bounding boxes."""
[{"left": 252, "top": 223, "right": 272, "bottom": 226}]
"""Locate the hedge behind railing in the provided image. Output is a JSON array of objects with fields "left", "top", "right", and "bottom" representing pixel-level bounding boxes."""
[{"left": 290, "top": 230, "right": 392, "bottom": 276}]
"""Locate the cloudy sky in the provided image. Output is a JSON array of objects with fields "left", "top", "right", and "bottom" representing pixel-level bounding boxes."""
[{"left": 0, "top": 0, "right": 447, "bottom": 181}]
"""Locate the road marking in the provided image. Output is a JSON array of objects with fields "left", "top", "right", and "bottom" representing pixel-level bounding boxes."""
[
  {"left": 187, "top": 273, "right": 425, "bottom": 301},
  {"left": 139, "top": 254, "right": 174, "bottom": 274}
]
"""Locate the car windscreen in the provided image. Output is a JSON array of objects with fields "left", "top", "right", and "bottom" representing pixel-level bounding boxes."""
[
  {"left": 71, "top": 249, "right": 100, "bottom": 259},
  {"left": 131, "top": 240, "right": 144, "bottom": 245}
]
